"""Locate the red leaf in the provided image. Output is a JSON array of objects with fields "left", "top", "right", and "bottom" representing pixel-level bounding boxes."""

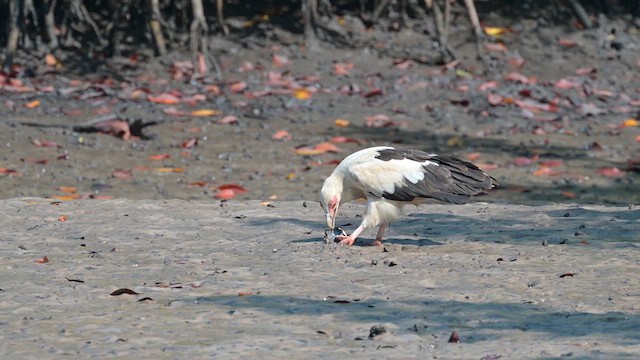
[
  {"left": 218, "top": 184, "right": 248, "bottom": 193},
  {"left": 575, "top": 67, "right": 597, "bottom": 76},
  {"left": 181, "top": 138, "right": 198, "bottom": 149},
  {"left": 333, "top": 62, "right": 354, "bottom": 76},
  {"left": 484, "top": 42, "right": 508, "bottom": 52},
  {"left": 35, "top": 255, "right": 49, "bottom": 263},
  {"left": 272, "top": 54, "right": 290, "bottom": 67},
  {"left": 554, "top": 78, "right": 581, "bottom": 90},
  {"left": 148, "top": 154, "right": 170, "bottom": 160},
  {"left": 558, "top": 38, "right": 578, "bottom": 47},
  {"left": 216, "top": 115, "right": 238, "bottom": 125},
  {"left": 30, "top": 138, "right": 61, "bottom": 148},
  {"left": 112, "top": 169, "right": 133, "bottom": 180},
  {"left": 504, "top": 72, "right": 530, "bottom": 84},
  {"left": 365, "top": 114, "right": 396, "bottom": 128},
  {"left": 148, "top": 92, "right": 181, "bottom": 104},
  {"left": 512, "top": 157, "right": 534, "bottom": 166},
  {"left": 272, "top": 130, "right": 292, "bottom": 141},
  {"left": 477, "top": 81, "right": 498, "bottom": 91},
  {"left": 596, "top": 167, "right": 626, "bottom": 178},
  {"left": 487, "top": 93, "right": 503, "bottom": 106},
  {"left": 229, "top": 81, "right": 247, "bottom": 93},
  {"left": 162, "top": 106, "right": 188, "bottom": 117},
  {"left": 361, "top": 88, "right": 383, "bottom": 98}
]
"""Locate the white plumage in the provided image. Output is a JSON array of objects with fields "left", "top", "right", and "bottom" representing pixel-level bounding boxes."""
[{"left": 320, "top": 146, "right": 498, "bottom": 246}]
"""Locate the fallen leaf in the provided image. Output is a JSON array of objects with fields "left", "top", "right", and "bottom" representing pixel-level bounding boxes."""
[
  {"left": 58, "top": 186, "right": 77, "bottom": 193},
  {"left": 484, "top": 42, "right": 508, "bottom": 52},
  {"left": 478, "top": 81, "right": 498, "bottom": 91},
  {"left": 533, "top": 167, "right": 564, "bottom": 176},
  {"left": 466, "top": 153, "right": 481, "bottom": 161},
  {"left": 34, "top": 255, "right": 49, "bottom": 264},
  {"left": 191, "top": 109, "right": 221, "bottom": 117},
  {"left": 334, "top": 119, "right": 350, "bottom": 127},
  {"left": 621, "top": 118, "right": 639, "bottom": 127},
  {"left": 214, "top": 188, "right": 237, "bottom": 200},
  {"left": 0, "top": 168, "right": 18, "bottom": 175},
  {"left": 512, "top": 157, "right": 535, "bottom": 166},
  {"left": 148, "top": 92, "right": 181, "bottom": 104},
  {"left": 30, "top": 138, "right": 60, "bottom": 148},
  {"left": 24, "top": 100, "right": 41, "bottom": 108},
  {"left": 575, "top": 67, "right": 597, "bottom": 76},
  {"left": 487, "top": 93, "right": 503, "bottom": 106},
  {"left": 112, "top": 169, "right": 133, "bottom": 179},
  {"left": 504, "top": 72, "right": 530, "bottom": 84},
  {"left": 483, "top": 26, "right": 508, "bottom": 36},
  {"left": 238, "top": 291, "right": 253, "bottom": 296},
  {"left": 596, "top": 167, "right": 625, "bottom": 177},
  {"left": 153, "top": 167, "right": 184, "bottom": 173},
  {"left": 58, "top": 215, "right": 68, "bottom": 222},
  {"left": 559, "top": 272, "right": 575, "bottom": 278},
  {"left": 333, "top": 62, "right": 354, "bottom": 76},
  {"left": 295, "top": 142, "right": 341, "bottom": 155},
  {"left": 365, "top": 114, "right": 397, "bottom": 128},
  {"left": 148, "top": 154, "right": 171, "bottom": 160},
  {"left": 110, "top": 288, "right": 139, "bottom": 296},
  {"left": 272, "top": 130, "right": 292, "bottom": 141},
  {"left": 45, "top": 54, "right": 60, "bottom": 66},
  {"left": 181, "top": 138, "right": 198, "bottom": 149},
  {"left": 229, "top": 81, "right": 247, "bottom": 93},
  {"left": 214, "top": 184, "right": 248, "bottom": 200},
  {"left": 51, "top": 194, "right": 82, "bottom": 201},
  {"left": 561, "top": 191, "right": 577, "bottom": 199},
  {"left": 293, "top": 89, "right": 312, "bottom": 100},
  {"left": 215, "top": 115, "right": 237, "bottom": 125},
  {"left": 558, "top": 38, "right": 578, "bottom": 47},
  {"left": 272, "top": 54, "right": 290, "bottom": 67},
  {"left": 162, "top": 107, "right": 188, "bottom": 117}
]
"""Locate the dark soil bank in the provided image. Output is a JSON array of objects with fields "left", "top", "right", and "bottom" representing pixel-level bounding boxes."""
[{"left": 1, "top": 12, "right": 639, "bottom": 205}]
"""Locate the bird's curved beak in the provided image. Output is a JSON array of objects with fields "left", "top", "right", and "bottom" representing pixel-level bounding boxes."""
[
  {"left": 326, "top": 196, "right": 339, "bottom": 230},
  {"left": 326, "top": 211, "right": 336, "bottom": 230}
]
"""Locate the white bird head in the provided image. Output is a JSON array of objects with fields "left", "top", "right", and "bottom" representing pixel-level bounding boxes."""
[{"left": 320, "top": 174, "right": 342, "bottom": 230}]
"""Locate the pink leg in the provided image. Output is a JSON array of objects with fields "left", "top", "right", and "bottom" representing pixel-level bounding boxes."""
[
  {"left": 338, "top": 223, "right": 365, "bottom": 246},
  {"left": 372, "top": 223, "right": 388, "bottom": 246}
]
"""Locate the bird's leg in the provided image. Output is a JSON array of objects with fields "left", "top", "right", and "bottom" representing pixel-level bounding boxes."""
[
  {"left": 337, "top": 223, "right": 365, "bottom": 246},
  {"left": 372, "top": 223, "right": 388, "bottom": 247}
]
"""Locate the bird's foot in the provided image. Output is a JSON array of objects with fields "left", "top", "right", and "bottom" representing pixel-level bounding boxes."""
[{"left": 337, "top": 235, "right": 356, "bottom": 246}]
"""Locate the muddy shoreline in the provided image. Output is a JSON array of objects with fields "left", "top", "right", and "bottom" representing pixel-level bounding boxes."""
[{"left": 1, "top": 199, "right": 638, "bottom": 358}]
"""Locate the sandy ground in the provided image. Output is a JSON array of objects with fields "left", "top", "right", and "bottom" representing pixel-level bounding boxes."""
[{"left": 1, "top": 198, "right": 638, "bottom": 359}]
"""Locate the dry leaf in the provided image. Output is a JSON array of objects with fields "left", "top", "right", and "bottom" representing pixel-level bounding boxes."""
[
  {"left": 334, "top": 119, "right": 350, "bottom": 127},
  {"left": 113, "top": 169, "right": 133, "bottom": 180},
  {"left": 153, "top": 167, "right": 184, "bottom": 173},
  {"left": 24, "top": 100, "right": 41, "bottom": 109},
  {"left": 34, "top": 255, "right": 49, "bottom": 264},
  {"left": 58, "top": 186, "right": 77, "bottom": 193},
  {"left": 191, "top": 109, "right": 221, "bottom": 117},
  {"left": 148, "top": 154, "right": 171, "bottom": 160},
  {"left": 58, "top": 215, "right": 68, "bottom": 222},
  {"left": 596, "top": 167, "right": 625, "bottom": 178},
  {"left": 148, "top": 93, "right": 181, "bottom": 104},
  {"left": 293, "top": 89, "right": 312, "bottom": 100},
  {"left": 272, "top": 130, "right": 292, "bottom": 141}
]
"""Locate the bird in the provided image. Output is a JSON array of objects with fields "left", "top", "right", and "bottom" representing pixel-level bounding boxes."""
[{"left": 320, "top": 146, "right": 498, "bottom": 246}]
